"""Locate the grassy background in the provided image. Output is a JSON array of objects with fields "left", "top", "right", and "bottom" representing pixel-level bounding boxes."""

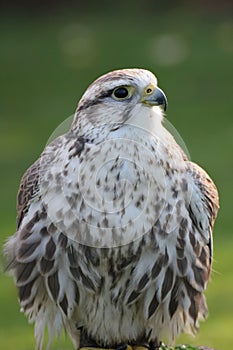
[{"left": 0, "top": 2, "right": 232, "bottom": 349}]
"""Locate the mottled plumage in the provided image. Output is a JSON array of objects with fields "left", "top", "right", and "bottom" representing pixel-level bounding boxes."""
[{"left": 4, "top": 69, "right": 219, "bottom": 350}]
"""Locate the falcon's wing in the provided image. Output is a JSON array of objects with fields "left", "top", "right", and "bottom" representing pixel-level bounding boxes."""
[
  {"left": 16, "top": 157, "right": 41, "bottom": 229},
  {"left": 16, "top": 136, "right": 65, "bottom": 229},
  {"left": 186, "top": 161, "right": 219, "bottom": 262}
]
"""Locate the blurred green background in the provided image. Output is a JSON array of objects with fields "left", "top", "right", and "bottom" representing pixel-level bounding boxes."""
[{"left": 0, "top": 1, "right": 232, "bottom": 349}]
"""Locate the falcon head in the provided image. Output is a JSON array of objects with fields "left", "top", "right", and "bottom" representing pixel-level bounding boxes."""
[{"left": 71, "top": 68, "right": 167, "bottom": 136}]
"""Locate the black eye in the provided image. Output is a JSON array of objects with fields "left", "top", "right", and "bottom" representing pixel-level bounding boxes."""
[{"left": 113, "top": 87, "right": 129, "bottom": 99}]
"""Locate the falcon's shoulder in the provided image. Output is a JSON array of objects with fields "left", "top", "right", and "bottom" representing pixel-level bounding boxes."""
[
  {"left": 16, "top": 157, "right": 41, "bottom": 229},
  {"left": 16, "top": 135, "right": 65, "bottom": 229},
  {"left": 16, "top": 134, "right": 86, "bottom": 229},
  {"left": 186, "top": 161, "right": 219, "bottom": 230}
]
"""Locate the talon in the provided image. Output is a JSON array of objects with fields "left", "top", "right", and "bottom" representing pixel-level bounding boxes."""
[{"left": 149, "top": 341, "right": 162, "bottom": 350}]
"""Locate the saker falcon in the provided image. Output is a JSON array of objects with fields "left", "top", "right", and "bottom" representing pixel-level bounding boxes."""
[{"left": 4, "top": 69, "right": 219, "bottom": 350}]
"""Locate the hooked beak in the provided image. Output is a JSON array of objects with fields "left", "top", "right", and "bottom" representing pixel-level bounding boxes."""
[{"left": 141, "top": 87, "right": 167, "bottom": 111}]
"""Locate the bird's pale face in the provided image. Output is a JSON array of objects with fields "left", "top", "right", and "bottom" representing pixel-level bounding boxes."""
[{"left": 72, "top": 69, "right": 167, "bottom": 136}]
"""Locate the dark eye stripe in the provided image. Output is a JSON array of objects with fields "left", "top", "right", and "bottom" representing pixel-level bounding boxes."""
[{"left": 77, "top": 90, "right": 113, "bottom": 111}]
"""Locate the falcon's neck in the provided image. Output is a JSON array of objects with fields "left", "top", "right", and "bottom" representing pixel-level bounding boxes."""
[
  {"left": 72, "top": 105, "right": 168, "bottom": 146},
  {"left": 125, "top": 105, "right": 165, "bottom": 137},
  {"left": 108, "top": 105, "right": 170, "bottom": 146}
]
